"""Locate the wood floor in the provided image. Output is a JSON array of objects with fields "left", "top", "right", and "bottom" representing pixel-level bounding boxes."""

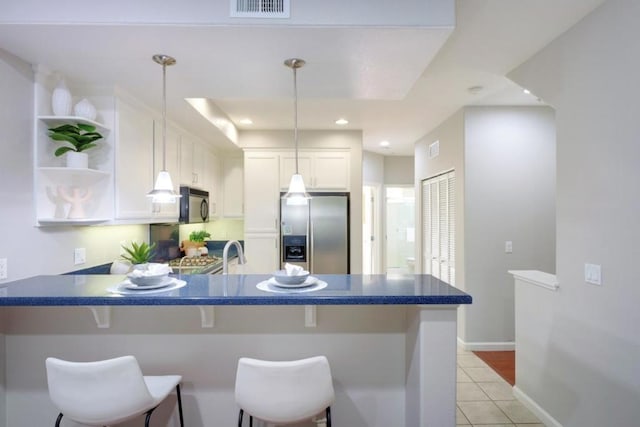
[{"left": 472, "top": 351, "right": 515, "bottom": 385}]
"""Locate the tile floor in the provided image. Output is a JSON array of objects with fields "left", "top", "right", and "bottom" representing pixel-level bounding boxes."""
[{"left": 456, "top": 346, "right": 544, "bottom": 426}]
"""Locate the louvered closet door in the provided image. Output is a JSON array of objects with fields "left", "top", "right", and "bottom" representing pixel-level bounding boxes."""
[{"left": 421, "top": 171, "right": 456, "bottom": 285}]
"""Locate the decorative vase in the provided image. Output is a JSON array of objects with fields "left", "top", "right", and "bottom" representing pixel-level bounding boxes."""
[
  {"left": 73, "top": 98, "right": 97, "bottom": 121},
  {"left": 65, "top": 151, "right": 88, "bottom": 169},
  {"left": 51, "top": 79, "right": 73, "bottom": 116}
]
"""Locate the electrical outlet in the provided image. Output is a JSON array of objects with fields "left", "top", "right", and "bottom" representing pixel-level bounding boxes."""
[
  {"left": 505, "top": 241, "right": 513, "bottom": 253},
  {"left": 585, "top": 263, "right": 602, "bottom": 286},
  {"left": 74, "top": 248, "right": 86, "bottom": 265},
  {"left": 0, "top": 258, "right": 7, "bottom": 279}
]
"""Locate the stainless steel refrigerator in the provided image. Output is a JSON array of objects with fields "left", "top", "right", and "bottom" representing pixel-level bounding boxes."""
[{"left": 280, "top": 192, "right": 350, "bottom": 274}]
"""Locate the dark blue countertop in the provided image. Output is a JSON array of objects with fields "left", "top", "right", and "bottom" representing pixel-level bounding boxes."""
[{"left": 0, "top": 274, "right": 472, "bottom": 307}]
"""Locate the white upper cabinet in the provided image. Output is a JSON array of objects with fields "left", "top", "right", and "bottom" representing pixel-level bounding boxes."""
[
  {"left": 279, "top": 150, "right": 350, "bottom": 191},
  {"left": 222, "top": 156, "right": 244, "bottom": 218},
  {"left": 114, "top": 97, "right": 155, "bottom": 220},
  {"left": 244, "top": 152, "right": 279, "bottom": 232},
  {"left": 202, "top": 148, "right": 220, "bottom": 217},
  {"left": 312, "top": 151, "right": 350, "bottom": 190},
  {"left": 179, "top": 135, "right": 206, "bottom": 189}
]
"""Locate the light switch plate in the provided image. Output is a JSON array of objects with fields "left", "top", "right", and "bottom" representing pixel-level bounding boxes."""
[
  {"left": 74, "top": 248, "right": 86, "bottom": 265},
  {"left": 585, "top": 263, "right": 602, "bottom": 285},
  {"left": 505, "top": 241, "right": 513, "bottom": 253},
  {"left": 0, "top": 258, "right": 7, "bottom": 279}
]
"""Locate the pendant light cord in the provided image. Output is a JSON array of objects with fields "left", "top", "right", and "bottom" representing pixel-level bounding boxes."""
[
  {"left": 293, "top": 64, "right": 299, "bottom": 174},
  {"left": 162, "top": 61, "right": 167, "bottom": 171}
]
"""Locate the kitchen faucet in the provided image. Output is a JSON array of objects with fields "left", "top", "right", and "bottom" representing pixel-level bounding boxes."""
[{"left": 222, "top": 240, "right": 247, "bottom": 274}]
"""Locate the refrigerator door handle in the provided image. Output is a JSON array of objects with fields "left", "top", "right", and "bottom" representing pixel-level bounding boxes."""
[{"left": 310, "top": 222, "right": 314, "bottom": 273}]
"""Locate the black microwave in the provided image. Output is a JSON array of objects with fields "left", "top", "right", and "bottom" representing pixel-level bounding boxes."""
[{"left": 179, "top": 186, "right": 209, "bottom": 223}]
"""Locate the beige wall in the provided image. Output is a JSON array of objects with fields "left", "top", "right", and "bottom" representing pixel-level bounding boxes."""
[{"left": 509, "top": 0, "right": 640, "bottom": 424}]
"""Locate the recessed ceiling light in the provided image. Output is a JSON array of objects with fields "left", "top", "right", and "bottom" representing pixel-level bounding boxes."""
[
  {"left": 239, "top": 118, "right": 253, "bottom": 125},
  {"left": 379, "top": 140, "right": 390, "bottom": 148},
  {"left": 523, "top": 88, "right": 531, "bottom": 95},
  {"left": 335, "top": 118, "right": 349, "bottom": 125}
]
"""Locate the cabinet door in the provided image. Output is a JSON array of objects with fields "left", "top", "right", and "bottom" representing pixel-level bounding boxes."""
[
  {"left": 179, "top": 137, "right": 195, "bottom": 187},
  {"left": 312, "top": 152, "right": 350, "bottom": 190},
  {"left": 243, "top": 234, "right": 279, "bottom": 274},
  {"left": 192, "top": 139, "right": 205, "bottom": 188},
  {"left": 222, "top": 156, "right": 244, "bottom": 217},
  {"left": 244, "top": 153, "right": 279, "bottom": 232},
  {"left": 203, "top": 149, "right": 220, "bottom": 217},
  {"left": 279, "top": 152, "right": 312, "bottom": 190},
  {"left": 114, "top": 98, "right": 154, "bottom": 219}
]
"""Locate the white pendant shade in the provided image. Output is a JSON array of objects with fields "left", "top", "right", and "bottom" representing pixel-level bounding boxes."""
[
  {"left": 147, "top": 54, "right": 180, "bottom": 204},
  {"left": 147, "top": 170, "right": 180, "bottom": 203},
  {"left": 283, "top": 174, "right": 310, "bottom": 205},
  {"left": 283, "top": 58, "right": 311, "bottom": 207}
]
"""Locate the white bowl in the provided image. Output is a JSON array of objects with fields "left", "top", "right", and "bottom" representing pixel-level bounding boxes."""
[
  {"left": 273, "top": 269, "right": 310, "bottom": 285},
  {"left": 126, "top": 271, "right": 169, "bottom": 286}
]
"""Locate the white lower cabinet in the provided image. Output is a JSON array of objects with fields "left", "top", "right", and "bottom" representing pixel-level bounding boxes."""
[{"left": 243, "top": 234, "right": 280, "bottom": 273}]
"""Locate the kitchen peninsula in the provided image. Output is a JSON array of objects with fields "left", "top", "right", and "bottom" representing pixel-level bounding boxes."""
[{"left": 0, "top": 274, "right": 471, "bottom": 426}]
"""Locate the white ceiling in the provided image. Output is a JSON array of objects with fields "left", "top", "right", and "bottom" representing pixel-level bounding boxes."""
[{"left": 0, "top": 0, "right": 606, "bottom": 155}]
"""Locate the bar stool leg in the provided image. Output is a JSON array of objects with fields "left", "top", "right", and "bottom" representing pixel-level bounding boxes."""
[{"left": 176, "top": 384, "right": 184, "bottom": 427}]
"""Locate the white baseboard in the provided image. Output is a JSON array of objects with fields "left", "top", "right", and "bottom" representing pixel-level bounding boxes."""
[
  {"left": 513, "top": 386, "right": 563, "bottom": 427},
  {"left": 457, "top": 337, "right": 515, "bottom": 351}
]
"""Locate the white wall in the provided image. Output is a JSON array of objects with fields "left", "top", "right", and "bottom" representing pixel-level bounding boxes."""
[
  {"left": 384, "top": 156, "right": 414, "bottom": 185},
  {"left": 0, "top": 50, "right": 148, "bottom": 282},
  {"left": 414, "top": 106, "right": 556, "bottom": 347},
  {"left": 363, "top": 151, "right": 384, "bottom": 185},
  {"left": 508, "top": 0, "right": 640, "bottom": 425},
  {"left": 415, "top": 110, "right": 466, "bottom": 338},
  {"left": 464, "top": 107, "right": 556, "bottom": 345}
]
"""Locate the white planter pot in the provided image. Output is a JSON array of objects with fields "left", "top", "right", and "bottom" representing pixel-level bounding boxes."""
[
  {"left": 51, "top": 80, "right": 72, "bottom": 116},
  {"left": 66, "top": 151, "right": 88, "bottom": 169}
]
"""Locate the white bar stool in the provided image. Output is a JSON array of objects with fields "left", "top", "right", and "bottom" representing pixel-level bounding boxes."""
[
  {"left": 235, "top": 356, "right": 335, "bottom": 426},
  {"left": 45, "top": 355, "right": 184, "bottom": 427}
]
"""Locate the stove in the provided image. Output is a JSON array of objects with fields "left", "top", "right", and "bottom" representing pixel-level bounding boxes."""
[{"left": 168, "top": 255, "right": 223, "bottom": 274}]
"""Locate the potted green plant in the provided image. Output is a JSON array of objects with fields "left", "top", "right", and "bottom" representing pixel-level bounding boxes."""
[
  {"left": 182, "top": 230, "right": 211, "bottom": 256},
  {"left": 48, "top": 123, "right": 104, "bottom": 168},
  {"left": 189, "top": 230, "right": 211, "bottom": 243},
  {"left": 121, "top": 241, "right": 156, "bottom": 267}
]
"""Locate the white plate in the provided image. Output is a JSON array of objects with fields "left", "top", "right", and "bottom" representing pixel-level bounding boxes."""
[
  {"left": 108, "top": 278, "right": 186, "bottom": 295},
  {"left": 268, "top": 276, "right": 318, "bottom": 288},
  {"left": 124, "top": 277, "right": 172, "bottom": 290},
  {"left": 257, "top": 279, "right": 328, "bottom": 294}
]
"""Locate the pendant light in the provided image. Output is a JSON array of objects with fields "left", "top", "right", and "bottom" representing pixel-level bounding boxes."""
[
  {"left": 147, "top": 54, "right": 181, "bottom": 203},
  {"left": 282, "top": 58, "right": 311, "bottom": 206}
]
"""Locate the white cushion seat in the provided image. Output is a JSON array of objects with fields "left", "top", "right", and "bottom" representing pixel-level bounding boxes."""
[
  {"left": 45, "top": 355, "right": 184, "bottom": 427},
  {"left": 235, "top": 355, "right": 335, "bottom": 426}
]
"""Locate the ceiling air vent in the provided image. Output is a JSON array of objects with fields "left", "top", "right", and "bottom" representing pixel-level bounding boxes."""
[{"left": 230, "top": 0, "right": 290, "bottom": 18}]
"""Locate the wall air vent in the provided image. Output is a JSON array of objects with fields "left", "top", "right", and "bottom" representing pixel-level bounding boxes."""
[
  {"left": 429, "top": 140, "right": 440, "bottom": 159},
  {"left": 230, "top": 0, "right": 290, "bottom": 18}
]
